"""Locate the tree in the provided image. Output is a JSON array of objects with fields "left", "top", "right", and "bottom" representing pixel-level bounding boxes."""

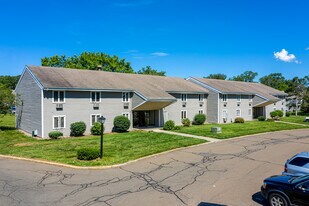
[
  {"left": 204, "top": 73, "right": 227, "bottom": 80},
  {"left": 259, "top": 73, "right": 288, "bottom": 91},
  {"left": 41, "top": 52, "right": 135, "bottom": 73},
  {"left": 0, "top": 84, "right": 15, "bottom": 115},
  {"left": 137, "top": 66, "right": 166, "bottom": 76},
  {"left": 230, "top": 71, "right": 258, "bottom": 82},
  {"left": 0, "top": 75, "right": 20, "bottom": 90}
]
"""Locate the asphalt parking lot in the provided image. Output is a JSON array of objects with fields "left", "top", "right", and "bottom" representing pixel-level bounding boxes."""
[{"left": 0, "top": 129, "right": 308, "bottom": 206}]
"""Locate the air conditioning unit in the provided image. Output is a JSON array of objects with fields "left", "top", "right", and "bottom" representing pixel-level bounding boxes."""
[
  {"left": 93, "top": 103, "right": 100, "bottom": 109},
  {"left": 199, "top": 102, "right": 204, "bottom": 107},
  {"left": 182, "top": 102, "right": 187, "bottom": 107},
  {"left": 56, "top": 104, "right": 63, "bottom": 109},
  {"left": 123, "top": 102, "right": 129, "bottom": 109},
  {"left": 249, "top": 102, "right": 252, "bottom": 107},
  {"left": 237, "top": 102, "right": 240, "bottom": 107},
  {"left": 223, "top": 102, "right": 227, "bottom": 107}
]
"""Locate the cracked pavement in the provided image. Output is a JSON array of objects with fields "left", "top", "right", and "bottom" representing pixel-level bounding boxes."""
[{"left": 0, "top": 129, "right": 308, "bottom": 206}]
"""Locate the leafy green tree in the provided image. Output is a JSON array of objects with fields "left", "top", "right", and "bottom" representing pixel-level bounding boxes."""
[
  {"left": 0, "top": 75, "right": 20, "bottom": 90},
  {"left": 230, "top": 71, "right": 258, "bottom": 82},
  {"left": 0, "top": 84, "right": 15, "bottom": 115},
  {"left": 259, "top": 73, "right": 288, "bottom": 91},
  {"left": 41, "top": 52, "right": 135, "bottom": 73},
  {"left": 137, "top": 66, "right": 166, "bottom": 76},
  {"left": 204, "top": 73, "right": 227, "bottom": 80}
]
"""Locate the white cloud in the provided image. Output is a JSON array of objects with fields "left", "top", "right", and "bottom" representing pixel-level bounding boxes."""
[
  {"left": 274, "top": 49, "right": 299, "bottom": 63},
  {"left": 151, "top": 52, "right": 169, "bottom": 57},
  {"left": 123, "top": 50, "right": 139, "bottom": 54},
  {"left": 306, "top": 47, "right": 309, "bottom": 51}
]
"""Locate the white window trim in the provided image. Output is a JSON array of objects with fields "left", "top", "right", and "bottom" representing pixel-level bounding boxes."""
[
  {"left": 236, "top": 95, "right": 241, "bottom": 102},
  {"left": 236, "top": 109, "right": 241, "bottom": 117},
  {"left": 90, "top": 92, "right": 101, "bottom": 103},
  {"left": 181, "top": 110, "right": 187, "bottom": 119},
  {"left": 198, "top": 94, "right": 204, "bottom": 102},
  {"left": 52, "top": 91, "right": 66, "bottom": 103},
  {"left": 222, "top": 94, "right": 228, "bottom": 102},
  {"left": 181, "top": 94, "right": 187, "bottom": 102},
  {"left": 222, "top": 109, "right": 228, "bottom": 118},
  {"left": 122, "top": 112, "right": 130, "bottom": 120},
  {"left": 122, "top": 92, "right": 130, "bottom": 102},
  {"left": 249, "top": 95, "right": 253, "bottom": 102},
  {"left": 90, "top": 114, "right": 101, "bottom": 126},
  {"left": 52, "top": 115, "right": 66, "bottom": 129},
  {"left": 198, "top": 109, "right": 204, "bottom": 114}
]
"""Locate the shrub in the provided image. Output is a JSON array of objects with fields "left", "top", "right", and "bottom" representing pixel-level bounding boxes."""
[
  {"left": 234, "top": 117, "right": 245, "bottom": 123},
  {"left": 193, "top": 114, "right": 206, "bottom": 125},
  {"left": 266, "top": 118, "right": 274, "bottom": 122},
  {"left": 163, "top": 120, "right": 175, "bottom": 130},
  {"left": 113, "top": 116, "right": 130, "bottom": 132},
  {"left": 70, "top": 121, "right": 86, "bottom": 136},
  {"left": 48, "top": 131, "right": 63, "bottom": 139},
  {"left": 77, "top": 148, "right": 100, "bottom": 160},
  {"left": 285, "top": 112, "right": 291, "bottom": 117},
  {"left": 174, "top": 126, "right": 181, "bottom": 130},
  {"left": 91, "top": 122, "right": 105, "bottom": 135},
  {"left": 270, "top": 110, "right": 284, "bottom": 118},
  {"left": 182, "top": 118, "right": 191, "bottom": 127},
  {"left": 258, "top": 116, "right": 266, "bottom": 121}
]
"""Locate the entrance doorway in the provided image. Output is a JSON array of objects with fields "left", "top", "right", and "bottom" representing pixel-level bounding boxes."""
[{"left": 133, "top": 111, "right": 156, "bottom": 127}]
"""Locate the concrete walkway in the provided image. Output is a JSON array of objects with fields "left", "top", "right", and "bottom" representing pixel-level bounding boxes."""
[
  {"left": 276, "top": 120, "right": 309, "bottom": 127},
  {"left": 152, "top": 129, "right": 221, "bottom": 142}
]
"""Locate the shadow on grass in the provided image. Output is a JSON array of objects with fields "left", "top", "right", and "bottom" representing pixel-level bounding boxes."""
[
  {"left": 197, "top": 203, "right": 227, "bottom": 206},
  {"left": 252, "top": 191, "right": 267, "bottom": 206},
  {"left": 0, "top": 126, "right": 16, "bottom": 131}
]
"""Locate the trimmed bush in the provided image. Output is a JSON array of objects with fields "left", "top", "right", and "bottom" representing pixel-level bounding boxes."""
[
  {"left": 258, "top": 116, "right": 266, "bottom": 121},
  {"left": 270, "top": 110, "right": 284, "bottom": 118},
  {"left": 91, "top": 122, "right": 105, "bottom": 135},
  {"left": 77, "top": 148, "right": 100, "bottom": 160},
  {"left": 285, "top": 112, "right": 291, "bottom": 117},
  {"left": 70, "top": 121, "right": 86, "bottom": 136},
  {"left": 48, "top": 131, "right": 63, "bottom": 139},
  {"left": 234, "top": 117, "right": 245, "bottom": 123},
  {"left": 193, "top": 114, "right": 206, "bottom": 125},
  {"left": 174, "top": 126, "right": 181, "bottom": 130},
  {"left": 113, "top": 116, "right": 130, "bottom": 132},
  {"left": 182, "top": 118, "right": 191, "bottom": 127},
  {"left": 266, "top": 118, "right": 274, "bottom": 122},
  {"left": 163, "top": 120, "right": 175, "bottom": 130}
]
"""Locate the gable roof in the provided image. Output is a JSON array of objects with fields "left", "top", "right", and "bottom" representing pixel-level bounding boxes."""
[
  {"left": 189, "top": 77, "right": 287, "bottom": 101},
  {"left": 26, "top": 66, "right": 209, "bottom": 101}
]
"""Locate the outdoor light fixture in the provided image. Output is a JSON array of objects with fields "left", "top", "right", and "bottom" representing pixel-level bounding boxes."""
[{"left": 98, "top": 116, "right": 106, "bottom": 158}]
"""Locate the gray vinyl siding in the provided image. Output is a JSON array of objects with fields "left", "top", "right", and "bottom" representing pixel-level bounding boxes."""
[
  {"left": 163, "top": 93, "right": 207, "bottom": 126},
  {"left": 252, "top": 95, "right": 267, "bottom": 106},
  {"left": 15, "top": 70, "right": 42, "bottom": 137},
  {"left": 206, "top": 90, "right": 219, "bottom": 123},
  {"left": 132, "top": 93, "right": 145, "bottom": 109},
  {"left": 43, "top": 91, "right": 133, "bottom": 137},
  {"left": 265, "top": 97, "right": 286, "bottom": 118}
]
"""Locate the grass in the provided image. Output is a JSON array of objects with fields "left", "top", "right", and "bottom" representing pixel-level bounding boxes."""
[
  {"left": 281, "top": 115, "right": 309, "bottom": 125},
  {"left": 172, "top": 120, "right": 307, "bottom": 139},
  {"left": 0, "top": 115, "right": 206, "bottom": 166}
]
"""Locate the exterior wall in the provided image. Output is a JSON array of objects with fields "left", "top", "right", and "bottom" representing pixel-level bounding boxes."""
[
  {"left": 132, "top": 93, "right": 145, "bottom": 109},
  {"left": 15, "top": 70, "right": 42, "bottom": 136},
  {"left": 252, "top": 95, "right": 267, "bottom": 106},
  {"left": 218, "top": 94, "right": 253, "bottom": 123},
  {"left": 206, "top": 91, "right": 219, "bottom": 123},
  {"left": 265, "top": 96, "right": 286, "bottom": 118},
  {"left": 163, "top": 93, "right": 207, "bottom": 125},
  {"left": 43, "top": 91, "right": 134, "bottom": 137}
]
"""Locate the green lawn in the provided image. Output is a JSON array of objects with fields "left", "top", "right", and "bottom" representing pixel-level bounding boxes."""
[
  {"left": 172, "top": 120, "right": 307, "bottom": 139},
  {"left": 0, "top": 115, "right": 206, "bottom": 166},
  {"left": 281, "top": 115, "right": 309, "bottom": 125}
]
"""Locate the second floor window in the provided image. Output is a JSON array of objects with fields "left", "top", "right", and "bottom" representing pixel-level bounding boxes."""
[
  {"left": 181, "top": 94, "right": 187, "bottom": 102},
  {"left": 198, "top": 94, "right": 204, "bottom": 102},
  {"left": 53, "top": 91, "right": 65, "bottom": 103},
  {"left": 91, "top": 92, "right": 100, "bottom": 102},
  {"left": 236, "top": 95, "right": 241, "bottom": 102},
  {"left": 222, "top": 94, "right": 227, "bottom": 102},
  {"left": 122, "top": 92, "right": 129, "bottom": 102},
  {"left": 249, "top": 95, "right": 253, "bottom": 102}
]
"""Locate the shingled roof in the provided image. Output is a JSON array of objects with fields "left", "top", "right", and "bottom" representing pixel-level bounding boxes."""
[
  {"left": 27, "top": 66, "right": 209, "bottom": 101},
  {"left": 190, "top": 77, "right": 287, "bottom": 101}
]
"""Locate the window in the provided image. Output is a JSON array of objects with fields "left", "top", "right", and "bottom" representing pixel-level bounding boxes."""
[
  {"left": 273, "top": 107, "right": 276, "bottom": 111},
  {"left": 236, "top": 109, "right": 241, "bottom": 117},
  {"left": 181, "top": 94, "right": 187, "bottom": 102},
  {"left": 198, "top": 110, "right": 204, "bottom": 114},
  {"left": 222, "top": 94, "right": 227, "bottom": 102},
  {"left": 198, "top": 94, "right": 204, "bottom": 102},
  {"left": 53, "top": 91, "right": 65, "bottom": 103},
  {"left": 53, "top": 115, "right": 65, "bottom": 129},
  {"left": 249, "top": 95, "right": 253, "bottom": 102},
  {"left": 122, "top": 112, "right": 130, "bottom": 120},
  {"left": 236, "top": 95, "right": 241, "bottom": 102},
  {"left": 91, "top": 92, "right": 101, "bottom": 102},
  {"left": 181, "top": 110, "right": 187, "bottom": 119},
  {"left": 222, "top": 110, "right": 228, "bottom": 118},
  {"left": 248, "top": 108, "right": 252, "bottom": 116},
  {"left": 289, "top": 157, "right": 309, "bottom": 167},
  {"left": 90, "top": 114, "right": 101, "bottom": 126},
  {"left": 122, "top": 92, "right": 129, "bottom": 102}
]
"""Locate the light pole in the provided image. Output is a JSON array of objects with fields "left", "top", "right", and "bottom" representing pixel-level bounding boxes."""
[{"left": 98, "top": 116, "right": 106, "bottom": 159}]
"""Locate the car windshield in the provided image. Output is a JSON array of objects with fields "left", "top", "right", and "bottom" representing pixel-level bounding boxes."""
[{"left": 289, "top": 175, "right": 309, "bottom": 184}]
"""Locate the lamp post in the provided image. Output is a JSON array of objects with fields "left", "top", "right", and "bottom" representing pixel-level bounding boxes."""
[{"left": 98, "top": 116, "right": 106, "bottom": 159}]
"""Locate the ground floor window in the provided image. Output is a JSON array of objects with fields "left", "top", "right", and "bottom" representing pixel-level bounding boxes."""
[
  {"left": 122, "top": 112, "right": 130, "bottom": 120},
  {"left": 236, "top": 109, "right": 241, "bottom": 117},
  {"left": 248, "top": 108, "right": 252, "bottom": 116},
  {"left": 181, "top": 110, "right": 187, "bottom": 119},
  {"left": 53, "top": 115, "right": 65, "bottom": 129},
  {"left": 91, "top": 114, "right": 101, "bottom": 126},
  {"left": 198, "top": 110, "right": 204, "bottom": 114}
]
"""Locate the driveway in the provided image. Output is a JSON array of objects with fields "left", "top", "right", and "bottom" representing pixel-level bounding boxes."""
[{"left": 1, "top": 129, "right": 308, "bottom": 206}]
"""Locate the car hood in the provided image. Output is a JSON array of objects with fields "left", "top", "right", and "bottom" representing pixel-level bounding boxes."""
[{"left": 265, "top": 175, "right": 293, "bottom": 185}]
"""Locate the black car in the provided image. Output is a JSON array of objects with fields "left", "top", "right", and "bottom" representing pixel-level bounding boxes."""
[{"left": 261, "top": 174, "right": 309, "bottom": 206}]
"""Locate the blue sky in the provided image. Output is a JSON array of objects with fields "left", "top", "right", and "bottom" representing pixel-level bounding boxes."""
[{"left": 0, "top": 0, "right": 308, "bottom": 80}]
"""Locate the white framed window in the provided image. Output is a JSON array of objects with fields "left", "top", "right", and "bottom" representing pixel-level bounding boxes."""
[
  {"left": 198, "top": 94, "right": 204, "bottom": 102},
  {"left": 122, "top": 112, "right": 130, "bottom": 120},
  {"left": 90, "top": 92, "right": 101, "bottom": 102},
  {"left": 249, "top": 95, "right": 253, "bottom": 102},
  {"left": 198, "top": 109, "right": 204, "bottom": 114},
  {"left": 222, "top": 109, "right": 228, "bottom": 118},
  {"left": 53, "top": 91, "right": 65, "bottom": 103},
  {"left": 181, "top": 94, "right": 187, "bottom": 102},
  {"left": 248, "top": 108, "right": 252, "bottom": 116},
  {"left": 222, "top": 94, "right": 227, "bottom": 102},
  {"left": 53, "top": 115, "right": 65, "bottom": 129},
  {"left": 273, "top": 107, "right": 276, "bottom": 111},
  {"left": 90, "top": 114, "right": 101, "bottom": 126},
  {"left": 181, "top": 110, "right": 187, "bottom": 119},
  {"left": 122, "top": 92, "right": 129, "bottom": 102},
  {"left": 236, "top": 109, "right": 241, "bottom": 117},
  {"left": 236, "top": 95, "right": 241, "bottom": 102}
]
